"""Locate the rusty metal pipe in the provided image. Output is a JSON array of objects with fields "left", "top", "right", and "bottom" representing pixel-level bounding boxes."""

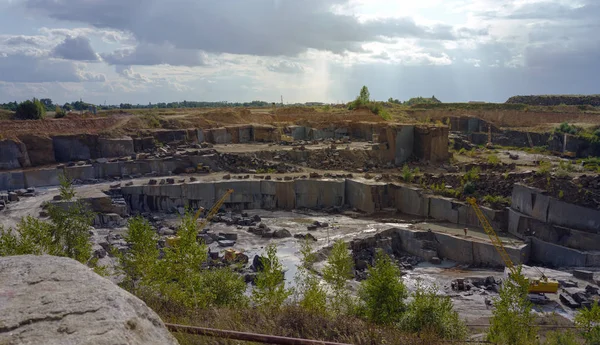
[{"left": 165, "top": 323, "right": 352, "bottom": 345}]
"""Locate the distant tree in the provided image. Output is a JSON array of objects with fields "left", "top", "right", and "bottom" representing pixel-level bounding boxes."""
[
  {"left": 39, "top": 98, "right": 54, "bottom": 111},
  {"left": 15, "top": 98, "right": 46, "bottom": 120},
  {"left": 63, "top": 103, "right": 73, "bottom": 111},
  {"left": 359, "top": 86, "right": 370, "bottom": 104}
]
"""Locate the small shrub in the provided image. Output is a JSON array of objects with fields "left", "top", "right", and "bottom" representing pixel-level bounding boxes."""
[
  {"left": 462, "top": 181, "right": 476, "bottom": 195},
  {"left": 400, "top": 282, "right": 467, "bottom": 341},
  {"left": 543, "top": 330, "right": 578, "bottom": 345},
  {"left": 483, "top": 195, "right": 510, "bottom": 209},
  {"left": 575, "top": 301, "right": 600, "bottom": 345},
  {"left": 458, "top": 148, "right": 467, "bottom": 155},
  {"left": 558, "top": 190, "right": 565, "bottom": 199},
  {"left": 58, "top": 173, "right": 76, "bottom": 201},
  {"left": 487, "top": 154, "right": 500, "bottom": 165},
  {"left": 462, "top": 167, "right": 480, "bottom": 184},
  {"left": 358, "top": 250, "right": 407, "bottom": 325},
  {"left": 295, "top": 239, "right": 328, "bottom": 315},
  {"left": 556, "top": 122, "right": 579, "bottom": 135},
  {"left": 321, "top": 105, "right": 331, "bottom": 112},
  {"left": 537, "top": 160, "right": 552, "bottom": 175},
  {"left": 401, "top": 164, "right": 414, "bottom": 183},
  {"left": 55, "top": 105, "right": 67, "bottom": 118}
]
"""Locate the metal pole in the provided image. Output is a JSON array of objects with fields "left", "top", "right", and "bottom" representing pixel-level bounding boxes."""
[{"left": 165, "top": 323, "right": 352, "bottom": 345}]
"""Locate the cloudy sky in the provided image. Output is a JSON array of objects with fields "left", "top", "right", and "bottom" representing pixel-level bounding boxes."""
[{"left": 0, "top": 0, "right": 597, "bottom": 105}]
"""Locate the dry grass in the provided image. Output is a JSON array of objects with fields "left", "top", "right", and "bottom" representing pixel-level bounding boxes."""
[{"left": 147, "top": 297, "right": 442, "bottom": 345}]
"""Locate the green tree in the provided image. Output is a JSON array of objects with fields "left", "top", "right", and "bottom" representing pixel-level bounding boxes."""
[
  {"left": 400, "top": 282, "right": 467, "bottom": 340},
  {"left": 252, "top": 243, "right": 292, "bottom": 310},
  {"left": 323, "top": 240, "right": 354, "bottom": 313},
  {"left": 575, "top": 301, "right": 600, "bottom": 345},
  {"left": 119, "top": 216, "right": 159, "bottom": 292},
  {"left": 153, "top": 210, "right": 208, "bottom": 308},
  {"left": 45, "top": 201, "right": 95, "bottom": 263},
  {"left": 294, "top": 239, "right": 328, "bottom": 315},
  {"left": 358, "top": 250, "right": 407, "bottom": 324},
  {"left": 359, "top": 86, "right": 370, "bottom": 104},
  {"left": 15, "top": 98, "right": 46, "bottom": 120},
  {"left": 488, "top": 266, "right": 537, "bottom": 345},
  {"left": 58, "top": 173, "right": 76, "bottom": 201},
  {"left": 0, "top": 218, "right": 53, "bottom": 256}
]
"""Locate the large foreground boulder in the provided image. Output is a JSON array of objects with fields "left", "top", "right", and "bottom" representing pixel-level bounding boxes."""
[{"left": 0, "top": 255, "right": 179, "bottom": 345}]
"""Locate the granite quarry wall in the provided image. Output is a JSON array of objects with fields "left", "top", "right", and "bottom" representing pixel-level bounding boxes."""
[
  {"left": 0, "top": 123, "right": 449, "bottom": 171},
  {"left": 508, "top": 183, "right": 600, "bottom": 267}
]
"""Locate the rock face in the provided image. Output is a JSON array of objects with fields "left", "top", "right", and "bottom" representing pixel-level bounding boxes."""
[{"left": 0, "top": 255, "right": 179, "bottom": 345}]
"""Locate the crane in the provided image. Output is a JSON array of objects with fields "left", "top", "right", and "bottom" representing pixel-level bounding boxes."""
[
  {"left": 467, "top": 197, "right": 559, "bottom": 294},
  {"left": 166, "top": 189, "right": 234, "bottom": 247},
  {"left": 194, "top": 188, "right": 234, "bottom": 231}
]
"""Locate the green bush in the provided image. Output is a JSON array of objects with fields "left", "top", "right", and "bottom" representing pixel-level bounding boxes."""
[
  {"left": 295, "top": 239, "right": 328, "bottom": 315},
  {"left": 15, "top": 98, "right": 46, "bottom": 120},
  {"left": 482, "top": 195, "right": 510, "bottom": 209},
  {"left": 575, "top": 301, "right": 600, "bottom": 345},
  {"left": 537, "top": 160, "right": 552, "bottom": 175},
  {"left": 323, "top": 240, "right": 354, "bottom": 314},
  {"left": 556, "top": 122, "right": 580, "bottom": 135},
  {"left": 118, "top": 216, "right": 159, "bottom": 292},
  {"left": 152, "top": 209, "right": 209, "bottom": 308},
  {"left": 55, "top": 105, "right": 67, "bottom": 118},
  {"left": 358, "top": 250, "right": 407, "bottom": 324},
  {"left": 544, "top": 330, "right": 578, "bottom": 345},
  {"left": 400, "top": 282, "right": 467, "bottom": 340},
  {"left": 252, "top": 243, "right": 292, "bottom": 310},
  {"left": 401, "top": 164, "right": 414, "bottom": 183},
  {"left": 488, "top": 266, "right": 537, "bottom": 345},
  {"left": 58, "top": 173, "right": 76, "bottom": 201},
  {"left": 487, "top": 154, "right": 500, "bottom": 165}
]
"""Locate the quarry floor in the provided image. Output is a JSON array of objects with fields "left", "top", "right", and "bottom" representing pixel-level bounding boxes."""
[{"left": 0, "top": 177, "right": 590, "bottom": 330}]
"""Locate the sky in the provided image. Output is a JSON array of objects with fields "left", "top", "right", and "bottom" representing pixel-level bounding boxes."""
[{"left": 0, "top": 0, "right": 598, "bottom": 105}]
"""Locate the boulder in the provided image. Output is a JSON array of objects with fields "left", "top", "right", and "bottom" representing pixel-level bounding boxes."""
[
  {"left": 273, "top": 229, "right": 292, "bottom": 238},
  {"left": 293, "top": 233, "right": 318, "bottom": 242},
  {"left": 0, "top": 255, "right": 178, "bottom": 345}
]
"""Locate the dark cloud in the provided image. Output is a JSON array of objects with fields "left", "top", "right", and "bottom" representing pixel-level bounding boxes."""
[
  {"left": 52, "top": 36, "right": 98, "bottom": 61},
  {"left": 101, "top": 43, "right": 207, "bottom": 66},
  {"left": 25, "top": 0, "right": 483, "bottom": 57},
  {"left": 267, "top": 61, "right": 304, "bottom": 74},
  {"left": 0, "top": 53, "right": 104, "bottom": 82}
]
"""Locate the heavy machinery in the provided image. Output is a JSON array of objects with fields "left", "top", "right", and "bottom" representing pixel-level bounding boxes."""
[
  {"left": 166, "top": 189, "right": 234, "bottom": 247},
  {"left": 467, "top": 197, "right": 559, "bottom": 294}
]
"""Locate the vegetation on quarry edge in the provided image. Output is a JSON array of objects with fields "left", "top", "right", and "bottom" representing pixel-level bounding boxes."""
[{"left": 0, "top": 174, "right": 599, "bottom": 344}]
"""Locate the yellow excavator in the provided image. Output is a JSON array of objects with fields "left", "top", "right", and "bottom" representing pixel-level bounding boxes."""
[
  {"left": 467, "top": 197, "right": 559, "bottom": 294},
  {"left": 166, "top": 189, "right": 234, "bottom": 247}
]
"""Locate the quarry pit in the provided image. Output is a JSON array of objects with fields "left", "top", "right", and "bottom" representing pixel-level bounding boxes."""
[{"left": 1, "top": 108, "right": 600, "bottom": 329}]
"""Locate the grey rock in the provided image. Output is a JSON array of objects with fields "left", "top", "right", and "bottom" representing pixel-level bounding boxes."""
[
  {"left": 429, "top": 257, "right": 442, "bottom": 265},
  {"left": 96, "top": 158, "right": 109, "bottom": 164},
  {"left": 0, "top": 255, "right": 178, "bottom": 345},
  {"left": 293, "top": 233, "right": 317, "bottom": 242},
  {"left": 218, "top": 240, "right": 236, "bottom": 247},
  {"left": 219, "top": 233, "right": 238, "bottom": 241},
  {"left": 7, "top": 192, "right": 18, "bottom": 202},
  {"left": 273, "top": 229, "right": 292, "bottom": 238},
  {"left": 159, "top": 227, "right": 175, "bottom": 236}
]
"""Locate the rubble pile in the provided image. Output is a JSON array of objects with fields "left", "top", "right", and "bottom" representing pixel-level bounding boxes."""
[
  {"left": 215, "top": 153, "right": 300, "bottom": 174},
  {"left": 0, "top": 187, "right": 36, "bottom": 211}
]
